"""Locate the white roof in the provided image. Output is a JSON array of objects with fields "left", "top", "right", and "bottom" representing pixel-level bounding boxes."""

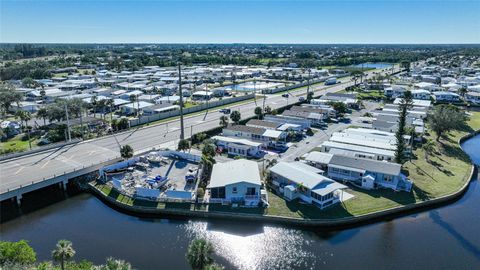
[
  {"left": 393, "top": 98, "right": 431, "bottom": 107},
  {"left": 304, "top": 151, "right": 333, "bottom": 165},
  {"left": 321, "top": 141, "right": 395, "bottom": 157},
  {"left": 212, "top": 135, "right": 263, "bottom": 147},
  {"left": 270, "top": 162, "right": 346, "bottom": 193},
  {"left": 262, "top": 129, "right": 283, "bottom": 139},
  {"left": 122, "top": 101, "right": 154, "bottom": 109},
  {"left": 209, "top": 159, "right": 261, "bottom": 188}
]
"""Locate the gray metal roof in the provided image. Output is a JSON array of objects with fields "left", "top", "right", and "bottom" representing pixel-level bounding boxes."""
[
  {"left": 270, "top": 162, "right": 335, "bottom": 190},
  {"left": 209, "top": 159, "right": 261, "bottom": 188},
  {"left": 224, "top": 124, "right": 266, "bottom": 135},
  {"left": 329, "top": 155, "right": 401, "bottom": 176},
  {"left": 246, "top": 119, "right": 280, "bottom": 129}
]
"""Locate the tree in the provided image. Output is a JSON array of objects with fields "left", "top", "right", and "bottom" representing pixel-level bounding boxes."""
[
  {"left": 422, "top": 139, "right": 436, "bottom": 162},
  {"left": 202, "top": 142, "right": 216, "bottom": 157},
  {"left": 306, "top": 91, "right": 314, "bottom": 102},
  {"left": 106, "top": 98, "right": 115, "bottom": 123},
  {"left": 96, "top": 257, "right": 133, "bottom": 270},
  {"left": 186, "top": 238, "right": 214, "bottom": 270},
  {"left": 219, "top": 115, "right": 229, "bottom": 127},
  {"left": 264, "top": 105, "right": 272, "bottom": 114},
  {"left": 91, "top": 96, "right": 98, "bottom": 118},
  {"left": 254, "top": 106, "right": 263, "bottom": 119},
  {"left": 129, "top": 94, "right": 138, "bottom": 117},
  {"left": 0, "top": 240, "right": 36, "bottom": 266},
  {"left": 394, "top": 90, "right": 413, "bottom": 163},
  {"left": 204, "top": 263, "right": 224, "bottom": 270},
  {"left": 37, "top": 107, "right": 48, "bottom": 126},
  {"left": 22, "top": 77, "right": 39, "bottom": 88},
  {"left": 52, "top": 240, "right": 76, "bottom": 270},
  {"left": 458, "top": 87, "right": 468, "bottom": 99},
  {"left": 428, "top": 105, "right": 468, "bottom": 141},
  {"left": 178, "top": 139, "right": 190, "bottom": 152},
  {"left": 15, "top": 110, "right": 31, "bottom": 131},
  {"left": 229, "top": 110, "right": 241, "bottom": 125},
  {"left": 400, "top": 60, "right": 411, "bottom": 72},
  {"left": 120, "top": 144, "right": 134, "bottom": 159},
  {"left": 328, "top": 101, "right": 347, "bottom": 115},
  {"left": 0, "top": 83, "right": 23, "bottom": 118}
]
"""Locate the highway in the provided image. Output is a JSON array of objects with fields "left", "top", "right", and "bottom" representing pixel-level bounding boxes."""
[{"left": 0, "top": 68, "right": 387, "bottom": 195}]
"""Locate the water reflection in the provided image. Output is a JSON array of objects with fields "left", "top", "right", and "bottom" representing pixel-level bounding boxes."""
[{"left": 183, "top": 221, "right": 317, "bottom": 270}]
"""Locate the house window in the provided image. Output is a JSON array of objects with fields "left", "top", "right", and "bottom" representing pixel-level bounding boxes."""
[
  {"left": 246, "top": 187, "right": 256, "bottom": 195},
  {"left": 232, "top": 187, "right": 238, "bottom": 193}
]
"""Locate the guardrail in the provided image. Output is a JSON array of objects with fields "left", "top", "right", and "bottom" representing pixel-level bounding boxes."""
[{"left": 0, "top": 156, "right": 122, "bottom": 199}]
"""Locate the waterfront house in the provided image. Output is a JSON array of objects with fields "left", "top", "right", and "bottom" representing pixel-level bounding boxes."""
[
  {"left": 269, "top": 162, "right": 347, "bottom": 209},
  {"left": 208, "top": 159, "right": 264, "bottom": 206},
  {"left": 326, "top": 155, "right": 412, "bottom": 192}
]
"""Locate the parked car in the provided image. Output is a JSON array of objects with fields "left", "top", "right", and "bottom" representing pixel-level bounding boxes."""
[
  {"left": 282, "top": 93, "right": 289, "bottom": 98},
  {"left": 219, "top": 108, "right": 231, "bottom": 114}
]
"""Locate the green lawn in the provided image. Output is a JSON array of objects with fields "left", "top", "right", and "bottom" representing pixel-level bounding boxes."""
[
  {"left": 267, "top": 111, "right": 480, "bottom": 219},
  {"left": 91, "top": 110, "right": 480, "bottom": 221},
  {"left": 0, "top": 134, "right": 38, "bottom": 154}
]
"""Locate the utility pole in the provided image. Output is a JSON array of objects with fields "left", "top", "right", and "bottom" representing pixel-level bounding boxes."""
[
  {"left": 307, "top": 69, "right": 311, "bottom": 98},
  {"left": 64, "top": 102, "right": 71, "bottom": 142},
  {"left": 178, "top": 63, "right": 185, "bottom": 140}
]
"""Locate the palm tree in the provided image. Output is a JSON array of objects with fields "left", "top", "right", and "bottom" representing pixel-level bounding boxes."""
[
  {"left": 96, "top": 257, "right": 133, "bottom": 270},
  {"left": 458, "top": 87, "right": 467, "bottom": 100},
  {"left": 229, "top": 110, "right": 241, "bottom": 125},
  {"left": 37, "top": 107, "right": 48, "bottom": 126},
  {"left": 52, "top": 240, "right": 76, "bottom": 270},
  {"left": 422, "top": 140, "right": 436, "bottom": 162},
  {"left": 106, "top": 98, "right": 115, "bottom": 123},
  {"left": 254, "top": 106, "right": 263, "bottom": 119},
  {"left": 178, "top": 139, "right": 190, "bottom": 152},
  {"left": 120, "top": 144, "right": 134, "bottom": 159},
  {"left": 15, "top": 110, "right": 31, "bottom": 131},
  {"left": 91, "top": 96, "right": 98, "bottom": 118},
  {"left": 129, "top": 94, "right": 137, "bottom": 117},
  {"left": 186, "top": 238, "right": 214, "bottom": 270},
  {"left": 219, "top": 115, "right": 229, "bottom": 127}
]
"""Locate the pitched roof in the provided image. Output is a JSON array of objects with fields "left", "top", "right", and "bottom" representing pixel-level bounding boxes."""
[
  {"left": 224, "top": 124, "right": 266, "bottom": 135},
  {"left": 270, "top": 162, "right": 332, "bottom": 190},
  {"left": 329, "top": 155, "right": 401, "bottom": 176},
  {"left": 246, "top": 119, "right": 280, "bottom": 129}
]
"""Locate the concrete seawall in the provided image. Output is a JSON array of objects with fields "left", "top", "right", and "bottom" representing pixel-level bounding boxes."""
[{"left": 89, "top": 130, "right": 479, "bottom": 228}]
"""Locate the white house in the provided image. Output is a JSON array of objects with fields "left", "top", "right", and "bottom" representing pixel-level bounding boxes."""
[
  {"left": 211, "top": 135, "right": 264, "bottom": 158},
  {"left": 433, "top": 91, "right": 461, "bottom": 102},
  {"left": 208, "top": 159, "right": 265, "bottom": 206},
  {"left": 269, "top": 162, "right": 347, "bottom": 209},
  {"left": 326, "top": 155, "right": 413, "bottom": 192},
  {"left": 411, "top": 89, "right": 431, "bottom": 100},
  {"left": 465, "top": 92, "right": 480, "bottom": 104}
]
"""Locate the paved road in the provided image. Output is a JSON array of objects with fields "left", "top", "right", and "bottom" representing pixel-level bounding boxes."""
[{"left": 0, "top": 69, "right": 386, "bottom": 194}]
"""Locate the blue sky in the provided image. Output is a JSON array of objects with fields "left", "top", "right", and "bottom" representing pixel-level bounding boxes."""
[{"left": 1, "top": 0, "right": 479, "bottom": 44}]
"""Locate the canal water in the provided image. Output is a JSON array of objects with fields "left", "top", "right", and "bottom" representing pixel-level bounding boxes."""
[{"left": 1, "top": 135, "right": 480, "bottom": 270}]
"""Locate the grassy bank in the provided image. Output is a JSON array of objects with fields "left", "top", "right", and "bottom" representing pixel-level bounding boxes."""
[
  {"left": 267, "top": 111, "right": 480, "bottom": 219},
  {"left": 0, "top": 134, "right": 38, "bottom": 155},
  {"left": 91, "top": 109, "right": 479, "bottom": 221}
]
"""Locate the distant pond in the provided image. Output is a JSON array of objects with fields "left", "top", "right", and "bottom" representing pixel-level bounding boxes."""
[{"left": 350, "top": 62, "right": 394, "bottom": 69}]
